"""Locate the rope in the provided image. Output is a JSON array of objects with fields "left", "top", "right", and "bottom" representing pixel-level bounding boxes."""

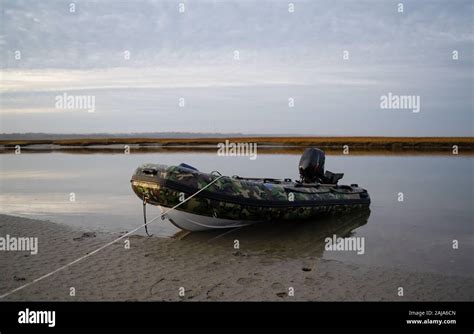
[
  {"left": 143, "top": 197, "right": 152, "bottom": 237},
  {"left": 0, "top": 174, "right": 225, "bottom": 300}
]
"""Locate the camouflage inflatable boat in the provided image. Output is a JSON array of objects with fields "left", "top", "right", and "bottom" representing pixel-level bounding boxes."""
[{"left": 131, "top": 148, "right": 371, "bottom": 231}]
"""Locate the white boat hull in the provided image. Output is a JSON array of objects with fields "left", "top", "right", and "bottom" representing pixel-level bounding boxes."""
[{"left": 160, "top": 206, "right": 258, "bottom": 232}]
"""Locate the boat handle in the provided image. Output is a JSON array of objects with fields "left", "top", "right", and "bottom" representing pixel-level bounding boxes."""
[{"left": 142, "top": 168, "right": 158, "bottom": 175}]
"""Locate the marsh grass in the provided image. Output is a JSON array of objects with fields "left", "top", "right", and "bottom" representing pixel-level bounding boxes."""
[{"left": 1, "top": 136, "right": 472, "bottom": 152}]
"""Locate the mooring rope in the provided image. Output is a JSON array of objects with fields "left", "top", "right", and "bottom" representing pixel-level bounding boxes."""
[{"left": 0, "top": 174, "right": 225, "bottom": 299}]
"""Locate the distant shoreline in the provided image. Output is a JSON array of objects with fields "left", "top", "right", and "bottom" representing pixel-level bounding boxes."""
[{"left": 1, "top": 136, "right": 473, "bottom": 152}]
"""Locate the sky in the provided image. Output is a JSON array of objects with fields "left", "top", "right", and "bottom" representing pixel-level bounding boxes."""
[{"left": 0, "top": 0, "right": 472, "bottom": 136}]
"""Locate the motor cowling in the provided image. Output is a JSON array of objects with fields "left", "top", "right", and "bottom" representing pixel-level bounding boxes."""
[
  {"left": 298, "top": 147, "right": 344, "bottom": 184},
  {"left": 298, "top": 148, "right": 326, "bottom": 183}
]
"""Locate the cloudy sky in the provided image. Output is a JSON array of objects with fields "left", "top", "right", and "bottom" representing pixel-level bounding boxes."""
[{"left": 0, "top": 0, "right": 472, "bottom": 135}]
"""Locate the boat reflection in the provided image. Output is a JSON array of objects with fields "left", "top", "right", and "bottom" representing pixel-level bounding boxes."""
[{"left": 179, "top": 209, "right": 371, "bottom": 259}]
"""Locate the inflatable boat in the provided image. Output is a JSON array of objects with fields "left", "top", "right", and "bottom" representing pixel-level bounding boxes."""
[{"left": 130, "top": 148, "right": 370, "bottom": 231}]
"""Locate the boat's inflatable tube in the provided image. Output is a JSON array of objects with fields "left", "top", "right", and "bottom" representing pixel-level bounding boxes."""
[{"left": 131, "top": 164, "right": 370, "bottom": 225}]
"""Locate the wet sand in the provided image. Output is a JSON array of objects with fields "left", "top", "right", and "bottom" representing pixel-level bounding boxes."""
[{"left": 0, "top": 214, "right": 472, "bottom": 301}]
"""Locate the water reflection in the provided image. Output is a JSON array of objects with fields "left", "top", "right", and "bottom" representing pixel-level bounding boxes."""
[
  {"left": 1, "top": 146, "right": 472, "bottom": 156},
  {"left": 184, "top": 210, "right": 371, "bottom": 260},
  {"left": 0, "top": 150, "right": 472, "bottom": 276}
]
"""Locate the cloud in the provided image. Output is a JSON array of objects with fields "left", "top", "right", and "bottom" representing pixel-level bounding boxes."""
[
  {"left": 1, "top": 0, "right": 472, "bottom": 69},
  {"left": 0, "top": 0, "right": 472, "bottom": 135},
  {"left": 0, "top": 65, "right": 382, "bottom": 94}
]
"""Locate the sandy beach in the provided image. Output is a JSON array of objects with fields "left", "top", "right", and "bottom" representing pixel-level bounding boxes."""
[{"left": 1, "top": 214, "right": 472, "bottom": 302}]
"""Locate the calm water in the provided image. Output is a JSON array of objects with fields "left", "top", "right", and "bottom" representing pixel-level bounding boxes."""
[{"left": 0, "top": 151, "right": 472, "bottom": 277}]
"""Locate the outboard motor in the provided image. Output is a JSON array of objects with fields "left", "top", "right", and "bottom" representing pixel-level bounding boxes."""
[
  {"left": 298, "top": 148, "right": 344, "bottom": 184},
  {"left": 299, "top": 148, "right": 326, "bottom": 183}
]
